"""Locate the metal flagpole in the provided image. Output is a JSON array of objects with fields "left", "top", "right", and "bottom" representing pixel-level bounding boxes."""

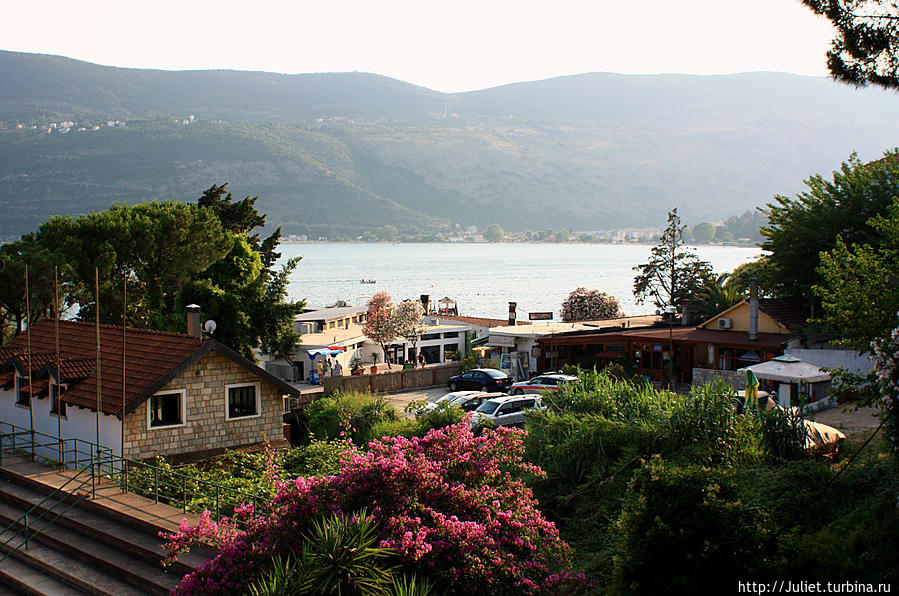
[
  {"left": 121, "top": 273, "right": 126, "bottom": 466},
  {"left": 25, "top": 264, "right": 35, "bottom": 460},
  {"left": 55, "top": 265, "right": 62, "bottom": 466},
  {"left": 95, "top": 267, "right": 102, "bottom": 478}
]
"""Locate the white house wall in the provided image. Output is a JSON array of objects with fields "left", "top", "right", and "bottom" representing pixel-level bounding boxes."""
[{"left": 0, "top": 387, "right": 122, "bottom": 463}]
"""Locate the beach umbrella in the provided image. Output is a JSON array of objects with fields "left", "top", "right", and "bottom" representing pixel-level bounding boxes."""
[{"left": 744, "top": 369, "right": 759, "bottom": 412}]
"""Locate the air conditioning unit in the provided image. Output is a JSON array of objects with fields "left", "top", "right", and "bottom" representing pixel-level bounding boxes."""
[{"left": 717, "top": 318, "right": 732, "bottom": 329}]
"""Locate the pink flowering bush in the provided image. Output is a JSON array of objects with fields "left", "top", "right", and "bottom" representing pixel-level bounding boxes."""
[
  {"left": 164, "top": 421, "right": 589, "bottom": 594},
  {"left": 871, "top": 323, "right": 899, "bottom": 459}
]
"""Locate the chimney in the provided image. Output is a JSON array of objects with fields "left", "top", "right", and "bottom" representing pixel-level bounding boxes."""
[
  {"left": 420, "top": 294, "right": 430, "bottom": 314},
  {"left": 508, "top": 302, "right": 517, "bottom": 326},
  {"left": 749, "top": 281, "right": 758, "bottom": 341},
  {"left": 186, "top": 304, "right": 202, "bottom": 338}
]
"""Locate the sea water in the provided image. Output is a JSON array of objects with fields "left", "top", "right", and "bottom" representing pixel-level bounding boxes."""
[{"left": 280, "top": 243, "right": 761, "bottom": 320}]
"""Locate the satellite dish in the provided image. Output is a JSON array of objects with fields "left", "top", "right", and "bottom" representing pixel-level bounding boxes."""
[{"left": 203, "top": 319, "right": 217, "bottom": 334}]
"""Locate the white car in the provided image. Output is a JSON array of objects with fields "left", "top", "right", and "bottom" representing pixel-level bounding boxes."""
[
  {"left": 415, "top": 391, "right": 498, "bottom": 418},
  {"left": 471, "top": 394, "right": 543, "bottom": 429}
]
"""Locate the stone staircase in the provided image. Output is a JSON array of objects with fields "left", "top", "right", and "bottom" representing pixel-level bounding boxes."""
[{"left": 0, "top": 458, "right": 216, "bottom": 595}]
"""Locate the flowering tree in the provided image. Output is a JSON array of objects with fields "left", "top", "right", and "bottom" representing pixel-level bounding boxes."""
[
  {"left": 561, "top": 287, "right": 623, "bottom": 322},
  {"left": 363, "top": 291, "right": 396, "bottom": 369},
  {"left": 163, "top": 422, "right": 589, "bottom": 595},
  {"left": 393, "top": 299, "right": 426, "bottom": 362}
]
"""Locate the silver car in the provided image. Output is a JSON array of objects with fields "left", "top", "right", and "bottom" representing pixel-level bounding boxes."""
[{"left": 471, "top": 394, "right": 543, "bottom": 428}]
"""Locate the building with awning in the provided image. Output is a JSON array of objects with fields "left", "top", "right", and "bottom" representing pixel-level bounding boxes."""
[
  {"left": 740, "top": 355, "right": 831, "bottom": 406},
  {"left": 538, "top": 325, "right": 793, "bottom": 384},
  {"left": 488, "top": 315, "right": 661, "bottom": 380}
]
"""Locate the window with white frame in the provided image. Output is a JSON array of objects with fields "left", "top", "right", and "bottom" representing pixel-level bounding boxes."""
[
  {"left": 148, "top": 390, "right": 185, "bottom": 428},
  {"left": 226, "top": 382, "right": 260, "bottom": 419},
  {"left": 50, "top": 383, "right": 67, "bottom": 417}
]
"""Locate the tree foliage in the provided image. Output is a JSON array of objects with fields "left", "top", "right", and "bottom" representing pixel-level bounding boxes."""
[
  {"left": 800, "top": 0, "right": 899, "bottom": 90},
  {"left": 633, "top": 208, "right": 712, "bottom": 309},
  {"left": 814, "top": 197, "right": 899, "bottom": 348},
  {"left": 760, "top": 150, "right": 899, "bottom": 303},
  {"left": 690, "top": 273, "right": 745, "bottom": 323},
  {"left": 560, "top": 288, "right": 623, "bottom": 322},
  {"left": 0, "top": 185, "right": 304, "bottom": 357}
]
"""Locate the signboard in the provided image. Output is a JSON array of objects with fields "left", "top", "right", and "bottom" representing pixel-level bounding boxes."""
[
  {"left": 528, "top": 312, "right": 553, "bottom": 321},
  {"left": 499, "top": 353, "right": 513, "bottom": 375},
  {"left": 488, "top": 334, "right": 516, "bottom": 348}
]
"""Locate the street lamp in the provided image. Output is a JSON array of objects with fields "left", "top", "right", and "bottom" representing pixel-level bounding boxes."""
[{"left": 664, "top": 305, "right": 677, "bottom": 388}]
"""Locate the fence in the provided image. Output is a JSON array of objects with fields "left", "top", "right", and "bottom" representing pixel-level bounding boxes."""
[
  {"left": 0, "top": 421, "right": 263, "bottom": 522},
  {"left": 322, "top": 362, "right": 462, "bottom": 396}
]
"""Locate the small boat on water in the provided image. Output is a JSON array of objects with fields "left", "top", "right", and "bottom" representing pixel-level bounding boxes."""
[{"left": 360, "top": 277, "right": 376, "bottom": 284}]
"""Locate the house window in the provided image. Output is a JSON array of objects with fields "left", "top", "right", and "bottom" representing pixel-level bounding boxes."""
[
  {"left": 442, "top": 332, "right": 459, "bottom": 338},
  {"left": 15, "top": 376, "right": 29, "bottom": 407},
  {"left": 50, "top": 383, "right": 67, "bottom": 417},
  {"left": 148, "top": 390, "right": 185, "bottom": 428},
  {"left": 226, "top": 382, "right": 260, "bottom": 419},
  {"left": 420, "top": 333, "right": 441, "bottom": 341}
]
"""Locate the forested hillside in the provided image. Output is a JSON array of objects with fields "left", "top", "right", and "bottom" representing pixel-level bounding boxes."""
[{"left": 3, "top": 51, "right": 899, "bottom": 238}]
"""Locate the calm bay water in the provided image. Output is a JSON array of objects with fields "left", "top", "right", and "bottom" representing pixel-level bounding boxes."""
[{"left": 280, "top": 243, "right": 762, "bottom": 320}]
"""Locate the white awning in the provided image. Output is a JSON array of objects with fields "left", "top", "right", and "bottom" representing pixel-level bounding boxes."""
[{"left": 740, "top": 357, "right": 831, "bottom": 384}]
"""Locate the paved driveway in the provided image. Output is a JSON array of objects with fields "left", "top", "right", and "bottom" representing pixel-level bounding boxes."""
[{"left": 384, "top": 386, "right": 450, "bottom": 417}]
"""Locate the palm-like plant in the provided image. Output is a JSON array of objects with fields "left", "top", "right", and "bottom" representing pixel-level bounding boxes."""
[
  {"left": 299, "top": 511, "right": 396, "bottom": 596},
  {"left": 248, "top": 511, "right": 397, "bottom": 596},
  {"left": 692, "top": 273, "right": 744, "bottom": 323}
]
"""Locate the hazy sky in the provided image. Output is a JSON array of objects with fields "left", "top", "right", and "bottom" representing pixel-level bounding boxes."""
[{"left": 3, "top": 0, "right": 836, "bottom": 92}]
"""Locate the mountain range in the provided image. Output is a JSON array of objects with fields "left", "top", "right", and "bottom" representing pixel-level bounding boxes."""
[{"left": 2, "top": 49, "right": 899, "bottom": 239}]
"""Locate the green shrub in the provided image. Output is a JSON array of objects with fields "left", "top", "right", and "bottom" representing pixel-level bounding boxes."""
[
  {"left": 281, "top": 440, "right": 349, "bottom": 478},
  {"left": 306, "top": 392, "right": 398, "bottom": 446},
  {"left": 661, "top": 382, "right": 759, "bottom": 465},
  {"left": 613, "top": 457, "right": 774, "bottom": 595},
  {"left": 756, "top": 406, "right": 807, "bottom": 461},
  {"left": 415, "top": 403, "right": 467, "bottom": 434}
]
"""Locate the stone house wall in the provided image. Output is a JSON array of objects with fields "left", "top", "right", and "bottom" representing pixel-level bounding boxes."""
[{"left": 122, "top": 351, "right": 288, "bottom": 460}]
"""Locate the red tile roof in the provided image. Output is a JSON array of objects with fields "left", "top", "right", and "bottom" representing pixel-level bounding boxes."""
[{"left": 1, "top": 320, "right": 298, "bottom": 417}]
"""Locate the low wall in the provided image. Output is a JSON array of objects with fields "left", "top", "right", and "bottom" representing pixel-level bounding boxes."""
[
  {"left": 322, "top": 363, "right": 462, "bottom": 396},
  {"left": 692, "top": 368, "right": 744, "bottom": 391},
  {"left": 785, "top": 348, "right": 874, "bottom": 375}
]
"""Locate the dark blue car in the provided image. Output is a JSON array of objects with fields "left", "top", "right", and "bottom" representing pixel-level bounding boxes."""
[{"left": 447, "top": 368, "right": 512, "bottom": 392}]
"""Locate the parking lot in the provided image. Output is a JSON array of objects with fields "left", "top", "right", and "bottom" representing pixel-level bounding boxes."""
[{"left": 383, "top": 386, "right": 449, "bottom": 417}]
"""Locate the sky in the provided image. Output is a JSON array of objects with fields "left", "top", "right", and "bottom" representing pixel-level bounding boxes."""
[{"left": 2, "top": 0, "right": 836, "bottom": 93}]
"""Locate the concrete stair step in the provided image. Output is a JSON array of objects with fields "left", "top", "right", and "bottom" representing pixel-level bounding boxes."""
[
  {"left": 0, "top": 464, "right": 216, "bottom": 570},
  {"left": 0, "top": 507, "right": 181, "bottom": 596},
  {"left": 0, "top": 533, "right": 146, "bottom": 596},
  {"left": 0, "top": 477, "right": 197, "bottom": 577},
  {"left": 0, "top": 554, "right": 83, "bottom": 595}
]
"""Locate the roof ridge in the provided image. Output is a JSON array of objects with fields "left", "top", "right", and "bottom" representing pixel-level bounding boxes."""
[{"left": 35, "top": 318, "right": 203, "bottom": 341}]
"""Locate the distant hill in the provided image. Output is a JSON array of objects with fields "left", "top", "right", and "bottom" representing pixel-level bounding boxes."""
[{"left": 2, "top": 50, "right": 899, "bottom": 239}]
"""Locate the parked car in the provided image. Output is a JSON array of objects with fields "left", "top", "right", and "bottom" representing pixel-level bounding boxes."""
[
  {"left": 471, "top": 394, "right": 543, "bottom": 429},
  {"left": 415, "top": 391, "right": 506, "bottom": 418},
  {"left": 448, "top": 368, "right": 512, "bottom": 392},
  {"left": 510, "top": 373, "right": 578, "bottom": 395}
]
